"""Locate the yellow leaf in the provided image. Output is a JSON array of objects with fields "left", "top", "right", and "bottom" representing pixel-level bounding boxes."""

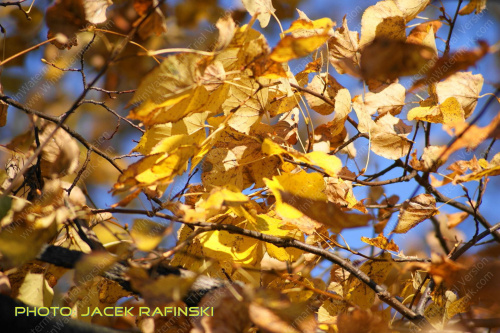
[
  {"left": 360, "top": 1, "right": 405, "bottom": 46},
  {"left": 17, "top": 272, "right": 54, "bottom": 308},
  {"left": 198, "top": 229, "right": 262, "bottom": 265},
  {"left": 361, "top": 234, "right": 399, "bottom": 252},
  {"left": 114, "top": 135, "right": 198, "bottom": 197},
  {"left": 0, "top": 199, "right": 59, "bottom": 266},
  {"left": 262, "top": 138, "right": 342, "bottom": 176},
  {"left": 256, "top": 214, "right": 303, "bottom": 262},
  {"left": 284, "top": 17, "right": 335, "bottom": 34},
  {"left": 129, "top": 54, "right": 228, "bottom": 125},
  {"left": 407, "top": 105, "right": 441, "bottom": 123},
  {"left": 436, "top": 72, "right": 483, "bottom": 118},
  {"left": 130, "top": 219, "right": 167, "bottom": 251},
  {"left": 202, "top": 186, "right": 249, "bottom": 211},
  {"left": 270, "top": 34, "right": 330, "bottom": 63},
  {"left": 446, "top": 296, "right": 471, "bottom": 319},
  {"left": 318, "top": 298, "right": 349, "bottom": 323},
  {"left": 267, "top": 274, "right": 314, "bottom": 302},
  {"left": 346, "top": 252, "right": 392, "bottom": 309},
  {"left": 439, "top": 97, "right": 465, "bottom": 124},
  {"left": 454, "top": 152, "right": 500, "bottom": 183},
  {"left": 74, "top": 252, "right": 116, "bottom": 286},
  {"left": 264, "top": 172, "right": 370, "bottom": 233},
  {"left": 393, "top": 194, "right": 438, "bottom": 234}
]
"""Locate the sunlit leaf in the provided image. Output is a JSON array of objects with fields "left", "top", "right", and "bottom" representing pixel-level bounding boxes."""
[{"left": 393, "top": 194, "right": 438, "bottom": 234}]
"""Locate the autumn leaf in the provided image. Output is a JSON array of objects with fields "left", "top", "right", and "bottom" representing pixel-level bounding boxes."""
[
  {"left": 46, "top": 0, "right": 86, "bottom": 49},
  {"left": 304, "top": 74, "right": 351, "bottom": 116},
  {"left": 255, "top": 214, "right": 304, "bottom": 262},
  {"left": 346, "top": 252, "right": 393, "bottom": 309},
  {"left": 264, "top": 171, "right": 370, "bottom": 234},
  {"left": 435, "top": 72, "right": 483, "bottom": 118},
  {"left": 130, "top": 219, "right": 167, "bottom": 251},
  {"left": 262, "top": 138, "right": 342, "bottom": 176},
  {"left": 128, "top": 53, "right": 228, "bottom": 125},
  {"left": 353, "top": 96, "right": 413, "bottom": 160},
  {"left": 360, "top": 39, "right": 435, "bottom": 84},
  {"left": 411, "top": 41, "right": 489, "bottom": 90},
  {"left": 270, "top": 34, "right": 330, "bottom": 63},
  {"left": 328, "top": 15, "right": 361, "bottom": 77},
  {"left": 408, "top": 97, "right": 465, "bottom": 124},
  {"left": 392, "top": 194, "right": 438, "bottom": 234},
  {"left": 363, "top": 83, "right": 405, "bottom": 116},
  {"left": 407, "top": 20, "right": 441, "bottom": 55},
  {"left": 454, "top": 152, "right": 500, "bottom": 183},
  {"left": 360, "top": 1, "right": 405, "bottom": 46},
  {"left": 361, "top": 234, "right": 399, "bottom": 252},
  {"left": 241, "top": 0, "right": 276, "bottom": 28},
  {"left": 459, "top": 0, "right": 487, "bottom": 15}
]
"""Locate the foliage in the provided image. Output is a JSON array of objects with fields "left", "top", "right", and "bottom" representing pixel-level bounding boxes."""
[{"left": 0, "top": 0, "right": 499, "bottom": 332}]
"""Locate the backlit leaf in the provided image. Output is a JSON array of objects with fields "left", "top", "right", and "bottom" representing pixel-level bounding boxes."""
[{"left": 393, "top": 194, "right": 438, "bottom": 234}]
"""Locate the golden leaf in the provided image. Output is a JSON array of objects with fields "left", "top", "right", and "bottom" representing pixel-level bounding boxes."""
[
  {"left": 459, "top": 0, "right": 487, "bottom": 15},
  {"left": 270, "top": 34, "right": 330, "bottom": 63},
  {"left": 436, "top": 72, "right": 483, "bottom": 118},
  {"left": 360, "top": 1, "right": 405, "bottom": 46},
  {"left": 346, "top": 252, "right": 393, "bottom": 309},
  {"left": 361, "top": 234, "right": 399, "bottom": 252},
  {"left": 393, "top": 194, "right": 438, "bottom": 234},
  {"left": 130, "top": 219, "right": 167, "bottom": 251}
]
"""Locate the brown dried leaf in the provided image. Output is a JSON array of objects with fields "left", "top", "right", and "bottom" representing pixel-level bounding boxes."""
[
  {"left": 435, "top": 72, "right": 483, "bottom": 118},
  {"left": 364, "top": 83, "right": 405, "bottom": 116},
  {"left": 46, "top": 0, "right": 86, "bottom": 49},
  {"left": 407, "top": 20, "right": 442, "bottom": 55},
  {"left": 447, "top": 212, "right": 468, "bottom": 229},
  {"left": 242, "top": 0, "right": 275, "bottom": 28},
  {"left": 354, "top": 97, "right": 413, "bottom": 160},
  {"left": 440, "top": 111, "right": 500, "bottom": 162},
  {"left": 36, "top": 120, "right": 80, "bottom": 179},
  {"left": 305, "top": 74, "right": 351, "bottom": 116},
  {"left": 361, "top": 39, "right": 435, "bottom": 84},
  {"left": 393, "top": 194, "right": 438, "bottom": 234},
  {"left": 215, "top": 16, "right": 237, "bottom": 51},
  {"left": 459, "top": 0, "right": 487, "bottom": 15},
  {"left": 328, "top": 15, "right": 361, "bottom": 77},
  {"left": 390, "top": 0, "right": 431, "bottom": 22},
  {"left": 360, "top": 1, "right": 405, "bottom": 46},
  {"left": 133, "top": 0, "right": 167, "bottom": 39},
  {"left": 411, "top": 41, "right": 489, "bottom": 90},
  {"left": 84, "top": 0, "right": 112, "bottom": 24}
]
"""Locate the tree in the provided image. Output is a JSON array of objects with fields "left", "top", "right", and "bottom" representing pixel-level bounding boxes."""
[{"left": 0, "top": 0, "right": 499, "bottom": 332}]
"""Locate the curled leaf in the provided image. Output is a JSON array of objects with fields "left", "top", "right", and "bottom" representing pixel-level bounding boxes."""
[{"left": 393, "top": 194, "right": 438, "bottom": 234}]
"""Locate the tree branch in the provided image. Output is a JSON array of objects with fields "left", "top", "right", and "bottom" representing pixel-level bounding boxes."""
[{"left": 90, "top": 208, "right": 428, "bottom": 325}]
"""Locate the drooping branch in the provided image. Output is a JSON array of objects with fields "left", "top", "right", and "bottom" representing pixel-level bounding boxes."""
[{"left": 90, "top": 208, "right": 428, "bottom": 325}]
